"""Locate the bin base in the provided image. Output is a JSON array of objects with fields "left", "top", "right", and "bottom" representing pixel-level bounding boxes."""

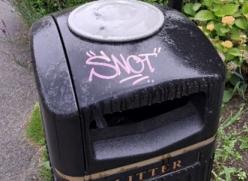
[{"left": 55, "top": 136, "right": 215, "bottom": 181}]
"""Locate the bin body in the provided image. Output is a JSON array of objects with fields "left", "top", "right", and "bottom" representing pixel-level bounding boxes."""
[{"left": 31, "top": 1, "right": 225, "bottom": 181}]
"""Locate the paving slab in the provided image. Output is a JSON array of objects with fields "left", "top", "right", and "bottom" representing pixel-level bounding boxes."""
[
  {"left": 0, "top": 0, "right": 39, "bottom": 180},
  {"left": 0, "top": 0, "right": 32, "bottom": 68}
]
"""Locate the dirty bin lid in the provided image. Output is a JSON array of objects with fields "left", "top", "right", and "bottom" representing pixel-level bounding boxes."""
[{"left": 68, "top": 0, "right": 164, "bottom": 42}]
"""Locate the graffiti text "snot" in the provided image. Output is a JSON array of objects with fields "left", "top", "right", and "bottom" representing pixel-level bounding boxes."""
[{"left": 85, "top": 48, "right": 161, "bottom": 85}]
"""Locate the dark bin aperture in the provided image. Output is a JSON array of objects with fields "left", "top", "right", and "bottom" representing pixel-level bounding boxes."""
[{"left": 31, "top": 0, "right": 225, "bottom": 180}]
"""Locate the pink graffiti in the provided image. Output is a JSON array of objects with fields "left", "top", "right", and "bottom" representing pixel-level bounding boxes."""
[{"left": 85, "top": 48, "right": 161, "bottom": 85}]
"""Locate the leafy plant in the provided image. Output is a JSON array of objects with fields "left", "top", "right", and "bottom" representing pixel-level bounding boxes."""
[
  {"left": 26, "top": 103, "right": 45, "bottom": 145},
  {"left": 16, "top": 0, "right": 248, "bottom": 100},
  {"left": 183, "top": 0, "right": 248, "bottom": 100},
  {"left": 213, "top": 104, "right": 248, "bottom": 181},
  {"left": 40, "top": 148, "right": 52, "bottom": 181},
  {"left": 26, "top": 103, "right": 52, "bottom": 181},
  {"left": 17, "top": 1, "right": 248, "bottom": 180},
  {"left": 15, "top": 0, "right": 89, "bottom": 25}
]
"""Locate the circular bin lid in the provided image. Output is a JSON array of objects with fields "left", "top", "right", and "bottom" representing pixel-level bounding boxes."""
[{"left": 68, "top": 0, "right": 164, "bottom": 42}]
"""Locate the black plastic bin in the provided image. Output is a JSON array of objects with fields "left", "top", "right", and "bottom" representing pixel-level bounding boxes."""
[{"left": 31, "top": 0, "right": 225, "bottom": 180}]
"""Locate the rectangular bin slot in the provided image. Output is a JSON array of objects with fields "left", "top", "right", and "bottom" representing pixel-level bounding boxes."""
[
  {"left": 105, "top": 96, "right": 189, "bottom": 127},
  {"left": 90, "top": 93, "right": 205, "bottom": 130},
  {"left": 91, "top": 93, "right": 206, "bottom": 159}
]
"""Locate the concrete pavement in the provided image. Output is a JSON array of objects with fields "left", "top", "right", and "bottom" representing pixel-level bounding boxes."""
[{"left": 0, "top": 0, "right": 39, "bottom": 180}]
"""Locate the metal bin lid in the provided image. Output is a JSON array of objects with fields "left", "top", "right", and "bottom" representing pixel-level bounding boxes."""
[{"left": 68, "top": 0, "right": 165, "bottom": 42}]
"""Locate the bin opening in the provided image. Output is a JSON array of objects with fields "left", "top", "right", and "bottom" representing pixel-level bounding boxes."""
[
  {"left": 91, "top": 92, "right": 206, "bottom": 159},
  {"left": 90, "top": 93, "right": 205, "bottom": 130}
]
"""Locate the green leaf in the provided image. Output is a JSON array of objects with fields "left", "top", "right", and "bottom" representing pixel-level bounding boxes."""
[
  {"left": 237, "top": 81, "right": 247, "bottom": 99},
  {"left": 203, "top": 0, "right": 213, "bottom": 8},
  {"left": 213, "top": 4, "right": 239, "bottom": 17},
  {"left": 194, "top": 10, "right": 215, "bottom": 21},
  {"left": 237, "top": 170, "right": 247, "bottom": 181},
  {"left": 235, "top": 18, "right": 248, "bottom": 30},
  {"left": 230, "top": 29, "right": 241, "bottom": 41},
  {"left": 240, "top": 137, "right": 248, "bottom": 150},
  {"left": 222, "top": 103, "right": 245, "bottom": 129},
  {"left": 193, "top": 3, "right": 201, "bottom": 12},
  {"left": 228, "top": 48, "right": 242, "bottom": 57},
  {"left": 225, "top": 53, "right": 235, "bottom": 61},
  {"left": 223, "top": 89, "right": 234, "bottom": 103},
  {"left": 242, "top": 2, "right": 248, "bottom": 16},
  {"left": 230, "top": 73, "right": 244, "bottom": 86},
  {"left": 222, "top": 167, "right": 237, "bottom": 181},
  {"left": 215, "top": 23, "right": 230, "bottom": 36},
  {"left": 183, "top": 3, "right": 195, "bottom": 16}
]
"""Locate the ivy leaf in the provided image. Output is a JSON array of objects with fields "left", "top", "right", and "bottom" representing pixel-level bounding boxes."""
[
  {"left": 194, "top": 10, "right": 214, "bottom": 21},
  {"left": 235, "top": 18, "right": 248, "bottom": 30},
  {"left": 213, "top": 4, "right": 239, "bottom": 17}
]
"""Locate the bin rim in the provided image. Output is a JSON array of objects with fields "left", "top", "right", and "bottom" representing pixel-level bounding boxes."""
[{"left": 68, "top": 0, "right": 165, "bottom": 42}]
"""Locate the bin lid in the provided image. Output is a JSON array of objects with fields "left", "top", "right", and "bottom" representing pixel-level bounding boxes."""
[{"left": 68, "top": 0, "right": 165, "bottom": 42}]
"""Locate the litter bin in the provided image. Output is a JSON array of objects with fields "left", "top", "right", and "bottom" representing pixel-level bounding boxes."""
[{"left": 31, "top": 0, "right": 225, "bottom": 180}]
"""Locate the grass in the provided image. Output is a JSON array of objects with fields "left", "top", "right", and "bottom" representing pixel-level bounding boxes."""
[
  {"left": 15, "top": 0, "right": 44, "bottom": 26},
  {"left": 19, "top": 0, "right": 248, "bottom": 180},
  {"left": 213, "top": 103, "right": 248, "bottom": 181},
  {"left": 15, "top": 0, "right": 168, "bottom": 25},
  {"left": 26, "top": 103, "right": 52, "bottom": 181},
  {"left": 26, "top": 103, "right": 45, "bottom": 145},
  {"left": 40, "top": 149, "right": 52, "bottom": 181},
  {"left": 15, "top": 0, "right": 89, "bottom": 25}
]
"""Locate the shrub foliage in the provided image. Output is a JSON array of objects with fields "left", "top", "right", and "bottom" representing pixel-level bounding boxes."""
[
  {"left": 182, "top": 0, "right": 248, "bottom": 101},
  {"left": 17, "top": 0, "right": 248, "bottom": 99},
  {"left": 19, "top": 1, "right": 248, "bottom": 180}
]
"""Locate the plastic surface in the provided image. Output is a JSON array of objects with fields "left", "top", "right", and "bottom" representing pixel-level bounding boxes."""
[
  {"left": 55, "top": 140, "right": 215, "bottom": 181},
  {"left": 31, "top": 3, "right": 225, "bottom": 180},
  {"left": 168, "top": 0, "right": 184, "bottom": 10},
  {"left": 31, "top": 16, "right": 85, "bottom": 176},
  {"left": 56, "top": 6, "right": 224, "bottom": 173},
  {"left": 68, "top": 0, "right": 164, "bottom": 42}
]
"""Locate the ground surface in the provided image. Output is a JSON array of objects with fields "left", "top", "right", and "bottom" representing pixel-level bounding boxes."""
[
  {"left": 222, "top": 96, "right": 248, "bottom": 174},
  {"left": 0, "top": 0, "right": 248, "bottom": 181},
  {"left": 0, "top": 0, "right": 39, "bottom": 180}
]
